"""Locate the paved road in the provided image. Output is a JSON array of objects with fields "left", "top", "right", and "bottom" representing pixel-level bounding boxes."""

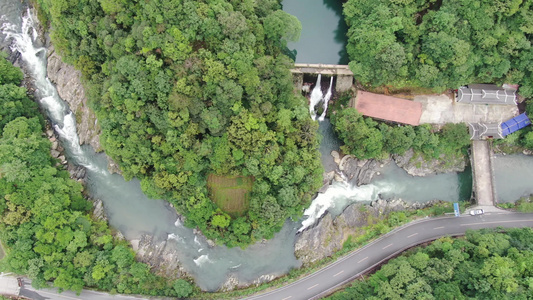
[
  {"left": 245, "top": 212, "right": 533, "bottom": 300},
  {"left": 13, "top": 213, "right": 533, "bottom": 300},
  {"left": 19, "top": 280, "right": 152, "bottom": 300}
]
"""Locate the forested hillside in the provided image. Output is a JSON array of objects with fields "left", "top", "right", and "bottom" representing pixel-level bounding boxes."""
[
  {"left": 0, "top": 56, "right": 193, "bottom": 297},
  {"left": 343, "top": 0, "right": 533, "bottom": 96},
  {"left": 330, "top": 108, "right": 471, "bottom": 161},
  {"left": 34, "top": 0, "right": 323, "bottom": 247},
  {"left": 328, "top": 228, "right": 533, "bottom": 299}
]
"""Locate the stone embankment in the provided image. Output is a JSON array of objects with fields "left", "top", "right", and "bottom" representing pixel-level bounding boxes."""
[
  {"left": 45, "top": 126, "right": 87, "bottom": 181},
  {"left": 219, "top": 273, "right": 277, "bottom": 292}
]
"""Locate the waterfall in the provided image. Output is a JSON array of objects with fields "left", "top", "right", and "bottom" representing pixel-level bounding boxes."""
[
  {"left": 309, "top": 74, "right": 323, "bottom": 120},
  {"left": 298, "top": 181, "right": 384, "bottom": 232},
  {"left": 318, "top": 76, "right": 333, "bottom": 121},
  {"left": 1, "top": 9, "right": 103, "bottom": 174},
  {"left": 309, "top": 75, "right": 334, "bottom": 121}
]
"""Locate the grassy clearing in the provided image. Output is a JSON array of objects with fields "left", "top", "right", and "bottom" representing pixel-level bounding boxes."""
[{"left": 207, "top": 174, "right": 253, "bottom": 216}]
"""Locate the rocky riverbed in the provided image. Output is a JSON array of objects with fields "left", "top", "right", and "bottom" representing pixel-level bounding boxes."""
[
  {"left": 393, "top": 148, "right": 467, "bottom": 176},
  {"left": 294, "top": 198, "right": 443, "bottom": 265},
  {"left": 321, "top": 148, "right": 467, "bottom": 195},
  {"left": 46, "top": 44, "right": 121, "bottom": 174},
  {"left": 297, "top": 150, "right": 466, "bottom": 265}
]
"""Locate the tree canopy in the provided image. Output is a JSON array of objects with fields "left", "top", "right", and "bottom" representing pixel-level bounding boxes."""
[
  {"left": 330, "top": 108, "right": 470, "bottom": 161},
  {"left": 343, "top": 0, "right": 533, "bottom": 96},
  {"left": 34, "top": 0, "right": 323, "bottom": 247},
  {"left": 0, "top": 56, "right": 193, "bottom": 297},
  {"left": 328, "top": 227, "right": 533, "bottom": 299}
]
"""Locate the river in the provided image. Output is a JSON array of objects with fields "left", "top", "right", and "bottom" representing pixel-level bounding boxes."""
[
  {"left": 493, "top": 154, "right": 533, "bottom": 202},
  {"left": 283, "top": 0, "right": 349, "bottom": 64},
  {"left": 0, "top": 0, "right": 503, "bottom": 293}
]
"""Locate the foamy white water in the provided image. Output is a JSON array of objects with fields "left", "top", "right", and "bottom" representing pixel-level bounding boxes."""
[
  {"left": 318, "top": 76, "right": 333, "bottom": 121},
  {"left": 298, "top": 180, "right": 386, "bottom": 232},
  {"left": 194, "top": 255, "right": 213, "bottom": 267},
  {"left": 309, "top": 74, "right": 323, "bottom": 120},
  {"left": 2, "top": 9, "right": 106, "bottom": 175}
]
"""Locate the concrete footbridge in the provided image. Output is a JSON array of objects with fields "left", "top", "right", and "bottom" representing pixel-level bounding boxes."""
[
  {"left": 470, "top": 140, "right": 500, "bottom": 212},
  {"left": 291, "top": 63, "right": 353, "bottom": 92}
]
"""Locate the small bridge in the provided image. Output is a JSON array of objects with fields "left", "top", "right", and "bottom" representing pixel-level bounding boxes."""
[
  {"left": 470, "top": 140, "right": 498, "bottom": 208},
  {"left": 291, "top": 63, "right": 353, "bottom": 92}
]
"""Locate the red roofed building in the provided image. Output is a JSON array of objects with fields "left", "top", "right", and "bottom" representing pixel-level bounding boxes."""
[{"left": 354, "top": 91, "right": 422, "bottom": 126}]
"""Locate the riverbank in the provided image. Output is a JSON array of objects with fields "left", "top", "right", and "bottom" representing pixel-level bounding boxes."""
[{"left": 196, "top": 199, "right": 460, "bottom": 299}]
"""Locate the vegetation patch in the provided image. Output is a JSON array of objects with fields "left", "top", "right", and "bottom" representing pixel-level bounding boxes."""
[
  {"left": 207, "top": 174, "right": 253, "bottom": 216},
  {"left": 327, "top": 227, "right": 533, "bottom": 299},
  {"left": 344, "top": 0, "right": 533, "bottom": 97},
  {"left": 498, "top": 196, "right": 533, "bottom": 213},
  {"left": 0, "top": 56, "right": 194, "bottom": 298},
  {"left": 330, "top": 107, "right": 471, "bottom": 161},
  {"left": 34, "top": 0, "right": 323, "bottom": 248}
]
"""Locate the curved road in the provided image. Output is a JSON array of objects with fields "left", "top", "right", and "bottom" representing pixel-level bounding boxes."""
[
  {"left": 245, "top": 212, "right": 533, "bottom": 300},
  {"left": 19, "top": 282, "right": 149, "bottom": 300},
  {"left": 12, "top": 212, "right": 533, "bottom": 300}
]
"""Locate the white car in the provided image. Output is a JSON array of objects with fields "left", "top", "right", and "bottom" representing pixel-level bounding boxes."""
[{"left": 469, "top": 209, "right": 484, "bottom": 216}]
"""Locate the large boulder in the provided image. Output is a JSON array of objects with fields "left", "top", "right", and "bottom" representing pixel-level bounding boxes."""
[
  {"left": 92, "top": 199, "right": 107, "bottom": 221},
  {"left": 131, "top": 234, "right": 188, "bottom": 278},
  {"left": 393, "top": 149, "right": 467, "bottom": 176},
  {"left": 339, "top": 155, "right": 388, "bottom": 186}
]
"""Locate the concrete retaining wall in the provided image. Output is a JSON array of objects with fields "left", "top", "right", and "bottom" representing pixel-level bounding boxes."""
[{"left": 291, "top": 64, "right": 353, "bottom": 92}]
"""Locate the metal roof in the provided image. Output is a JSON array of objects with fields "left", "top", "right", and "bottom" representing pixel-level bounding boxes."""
[
  {"left": 355, "top": 91, "right": 422, "bottom": 125},
  {"left": 456, "top": 86, "right": 517, "bottom": 105},
  {"left": 468, "top": 122, "right": 503, "bottom": 140},
  {"left": 501, "top": 113, "right": 531, "bottom": 136}
]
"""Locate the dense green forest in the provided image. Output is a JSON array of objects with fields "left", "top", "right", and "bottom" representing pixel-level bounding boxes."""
[
  {"left": 331, "top": 108, "right": 471, "bottom": 161},
  {"left": 328, "top": 227, "right": 533, "bottom": 299},
  {"left": 0, "top": 56, "right": 193, "bottom": 296},
  {"left": 336, "top": 0, "right": 533, "bottom": 160},
  {"left": 33, "top": 0, "right": 323, "bottom": 247},
  {"left": 343, "top": 0, "right": 533, "bottom": 96}
]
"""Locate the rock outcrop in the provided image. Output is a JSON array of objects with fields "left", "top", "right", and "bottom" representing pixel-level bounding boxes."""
[
  {"left": 46, "top": 45, "right": 122, "bottom": 174},
  {"left": 320, "top": 152, "right": 387, "bottom": 193},
  {"left": 47, "top": 45, "right": 101, "bottom": 152},
  {"left": 294, "top": 199, "right": 443, "bottom": 265},
  {"left": 92, "top": 199, "right": 107, "bottom": 221},
  {"left": 393, "top": 149, "right": 467, "bottom": 176},
  {"left": 339, "top": 155, "right": 387, "bottom": 186},
  {"left": 218, "top": 272, "right": 277, "bottom": 292},
  {"left": 219, "top": 274, "right": 240, "bottom": 292},
  {"left": 131, "top": 234, "right": 188, "bottom": 278}
]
